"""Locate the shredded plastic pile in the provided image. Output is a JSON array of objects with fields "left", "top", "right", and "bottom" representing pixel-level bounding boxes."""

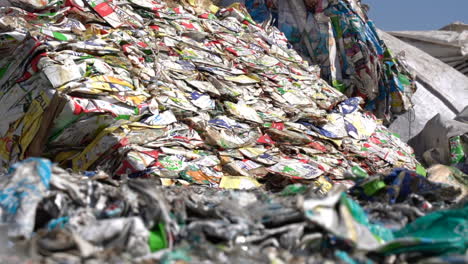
[
  {"left": 0, "top": 0, "right": 419, "bottom": 191},
  {"left": 0, "top": 158, "right": 466, "bottom": 263}
]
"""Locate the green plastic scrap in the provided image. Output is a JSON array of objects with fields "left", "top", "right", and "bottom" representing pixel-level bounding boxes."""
[
  {"left": 341, "top": 194, "right": 394, "bottom": 243},
  {"left": 397, "top": 73, "right": 411, "bottom": 86},
  {"left": 351, "top": 165, "right": 369, "bottom": 179},
  {"left": 149, "top": 222, "right": 168, "bottom": 252},
  {"left": 280, "top": 184, "right": 307, "bottom": 196},
  {"left": 332, "top": 80, "right": 346, "bottom": 93},
  {"left": 363, "top": 179, "right": 386, "bottom": 196},
  {"left": 381, "top": 203, "right": 468, "bottom": 255},
  {"left": 415, "top": 164, "right": 427, "bottom": 177}
]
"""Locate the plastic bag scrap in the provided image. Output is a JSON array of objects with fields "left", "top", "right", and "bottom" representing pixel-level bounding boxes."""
[
  {"left": 0, "top": 160, "right": 466, "bottom": 263},
  {"left": 351, "top": 168, "right": 464, "bottom": 204},
  {"left": 427, "top": 164, "right": 468, "bottom": 199},
  {"left": 0, "top": 158, "right": 53, "bottom": 240},
  {"left": 407, "top": 109, "right": 468, "bottom": 198},
  {"left": 409, "top": 111, "right": 468, "bottom": 173},
  {"left": 216, "top": 0, "right": 417, "bottom": 123},
  {"left": 0, "top": 0, "right": 420, "bottom": 189}
]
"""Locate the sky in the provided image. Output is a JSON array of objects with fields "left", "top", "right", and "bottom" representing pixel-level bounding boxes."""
[{"left": 363, "top": 0, "right": 468, "bottom": 31}]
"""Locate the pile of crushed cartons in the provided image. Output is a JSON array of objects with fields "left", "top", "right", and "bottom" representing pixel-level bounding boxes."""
[
  {"left": 216, "top": 0, "right": 417, "bottom": 123},
  {"left": 0, "top": 0, "right": 419, "bottom": 189}
]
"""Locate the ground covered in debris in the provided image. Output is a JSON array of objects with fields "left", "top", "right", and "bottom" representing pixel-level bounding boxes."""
[{"left": 0, "top": 160, "right": 466, "bottom": 263}]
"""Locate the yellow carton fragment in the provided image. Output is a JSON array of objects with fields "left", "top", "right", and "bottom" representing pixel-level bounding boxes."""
[{"left": 219, "top": 176, "right": 261, "bottom": 190}]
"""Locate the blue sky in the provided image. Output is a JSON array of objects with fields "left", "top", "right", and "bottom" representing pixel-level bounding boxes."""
[{"left": 363, "top": 0, "right": 468, "bottom": 31}]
